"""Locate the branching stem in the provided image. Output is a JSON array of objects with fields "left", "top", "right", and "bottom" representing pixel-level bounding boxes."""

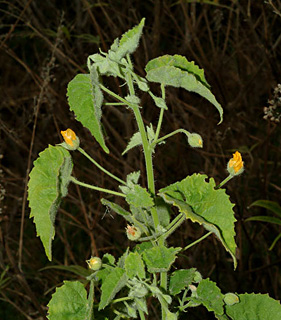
[
  {"left": 78, "top": 147, "right": 126, "bottom": 185},
  {"left": 70, "top": 176, "right": 126, "bottom": 198}
]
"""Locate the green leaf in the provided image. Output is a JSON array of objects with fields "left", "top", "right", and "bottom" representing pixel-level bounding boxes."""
[
  {"left": 115, "top": 18, "right": 145, "bottom": 59},
  {"left": 245, "top": 216, "right": 281, "bottom": 226},
  {"left": 126, "top": 171, "right": 141, "bottom": 185},
  {"left": 125, "top": 252, "right": 146, "bottom": 279},
  {"left": 99, "top": 267, "right": 128, "bottom": 310},
  {"left": 127, "top": 185, "right": 154, "bottom": 208},
  {"left": 145, "top": 55, "right": 223, "bottom": 123},
  {"left": 28, "top": 145, "right": 73, "bottom": 261},
  {"left": 146, "top": 54, "right": 210, "bottom": 88},
  {"left": 101, "top": 198, "right": 134, "bottom": 224},
  {"left": 159, "top": 173, "right": 237, "bottom": 268},
  {"left": 195, "top": 279, "right": 224, "bottom": 315},
  {"left": 134, "top": 242, "right": 153, "bottom": 254},
  {"left": 249, "top": 200, "right": 281, "bottom": 218},
  {"left": 102, "top": 253, "right": 116, "bottom": 265},
  {"left": 122, "top": 125, "right": 155, "bottom": 155},
  {"left": 67, "top": 71, "right": 109, "bottom": 153},
  {"left": 135, "top": 297, "right": 148, "bottom": 315},
  {"left": 95, "top": 268, "right": 112, "bottom": 283},
  {"left": 122, "top": 131, "right": 142, "bottom": 155},
  {"left": 47, "top": 281, "right": 88, "bottom": 320},
  {"left": 155, "top": 197, "right": 171, "bottom": 227},
  {"left": 169, "top": 268, "right": 196, "bottom": 295},
  {"left": 165, "top": 310, "right": 178, "bottom": 320},
  {"left": 225, "top": 293, "right": 281, "bottom": 320},
  {"left": 142, "top": 246, "right": 181, "bottom": 273},
  {"left": 88, "top": 53, "right": 122, "bottom": 78},
  {"left": 121, "top": 184, "right": 154, "bottom": 208}
]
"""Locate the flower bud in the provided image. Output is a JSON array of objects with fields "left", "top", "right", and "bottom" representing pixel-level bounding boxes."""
[
  {"left": 227, "top": 151, "right": 244, "bottom": 176},
  {"left": 188, "top": 133, "right": 203, "bottom": 148},
  {"left": 126, "top": 225, "right": 141, "bottom": 241},
  {"left": 60, "top": 129, "right": 80, "bottom": 150},
  {"left": 224, "top": 292, "right": 239, "bottom": 306},
  {"left": 86, "top": 256, "right": 102, "bottom": 271}
]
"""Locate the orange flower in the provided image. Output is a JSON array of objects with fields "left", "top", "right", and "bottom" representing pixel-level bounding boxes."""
[
  {"left": 227, "top": 151, "right": 244, "bottom": 175},
  {"left": 60, "top": 129, "right": 80, "bottom": 150},
  {"left": 61, "top": 129, "right": 76, "bottom": 146}
]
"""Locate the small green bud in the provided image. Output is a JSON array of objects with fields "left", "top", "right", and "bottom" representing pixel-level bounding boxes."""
[
  {"left": 187, "top": 133, "right": 203, "bottom": 148},
  {"left": 126, "top": 225, "right": 141, "bottom": 241},
  {"left": 137, "top": 81, "right": 150, "bottom": 92},
  {"left": 224, "top": 292, "right": 240, "bottom": 306},
  {"left": 86, "top": 256, "right": 102, "bottom": 271},
  {"left": 193, "top": 271, "right": 202, "bottom": 283},
  {"left": 125, "top": 95, "right": 140, "bottom": 105}
]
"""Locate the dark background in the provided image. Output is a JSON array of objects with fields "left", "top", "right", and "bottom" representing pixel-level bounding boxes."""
[{"left": 1, "top": 0, "right": 281, "bottom": 319}]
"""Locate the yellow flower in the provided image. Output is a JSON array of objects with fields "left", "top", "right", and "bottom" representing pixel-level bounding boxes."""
[
  {"left": 60, "top": 128, "right": 80, "bottom": 150},
  {"left": 227, "top": 151, "right": 244, "bottom": 176}
]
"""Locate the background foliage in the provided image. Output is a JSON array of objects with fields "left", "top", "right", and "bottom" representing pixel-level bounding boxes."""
[{"left": 1, "top": 0, "right": 281, "bottom": 319}]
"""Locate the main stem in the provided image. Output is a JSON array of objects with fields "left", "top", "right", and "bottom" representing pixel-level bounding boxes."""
[{"left": 125, "top": 62, "right": 167, "bottom": 316}]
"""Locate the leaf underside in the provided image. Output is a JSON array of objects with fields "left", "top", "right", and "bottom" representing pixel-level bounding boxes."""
[{"left": 145, "top": 55, "right": 223, "bottom": 123}]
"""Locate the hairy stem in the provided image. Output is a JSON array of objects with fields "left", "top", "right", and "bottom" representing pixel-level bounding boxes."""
[
  {"left": 78, "top": 147, "right": 126, "bottom": 185},
  {"left": 152, "top": 128, "right": 191, "bottom": 148},
  {"left": 182, "top": 231, "right": 212, "bottom": 251},
  {"left": 216, "top": 174, "right": 233, "bottom": 189},
  {"left": 70, "top": 176, "right": 126, "bottom": 198},
  {"left": 87, "top": 280, "right": 95, "bottom": 320}
]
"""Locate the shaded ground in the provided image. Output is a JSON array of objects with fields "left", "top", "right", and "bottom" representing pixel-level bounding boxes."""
[{"left": 1, "top": 1, "right": 281, "bottom": 319}]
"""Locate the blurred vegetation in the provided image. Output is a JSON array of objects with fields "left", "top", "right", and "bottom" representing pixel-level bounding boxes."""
[{"left": 1, "top": 0, "right": 281, "bottom": 319}]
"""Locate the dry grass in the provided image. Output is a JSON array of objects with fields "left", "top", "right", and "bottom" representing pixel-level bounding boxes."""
[{"left": 1, "top": 0, "right": 281, "bottom": 318}]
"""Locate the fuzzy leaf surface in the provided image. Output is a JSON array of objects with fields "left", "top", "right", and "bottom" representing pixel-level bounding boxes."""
[
  {"left": 142, "top": 246, "right": 181, "bottom": 273},
  {"left": 28, "top": 145, "right": 73, "bottom": 261},
  {"left": 225, "top": 293, "right": 281, "bottom": 320},
  {"left": 125, "top": 252, "right": 145, "bottom": 279},
  {"left": 169, "top": 268, "right": 196, "bottom": 295},
  {"left": 194, "top": 279, "right": 224, "bottom": 315},
  {"left": 67, "top": 72, "right": 109, "bottom": 153},
  {"left": 122, "top": 131, "right": 142, "bottom": 155},
  {"left": 159, "top": 173, "right": 237, "bottom": 268},
  {"left": 99, "top": 267, "right": 128, "bottom": 310},
  {"left": 122, "top": 184, "right": 154, "bottom": 208},
  {"left": 47, "top": 281, "right": 87, "bottom": 320},
  {"left": 115, "top": 18, "right": 145, "bottom": 59},
  {"left": 145, "top": 55, "right": 223, "bottom": 123}
]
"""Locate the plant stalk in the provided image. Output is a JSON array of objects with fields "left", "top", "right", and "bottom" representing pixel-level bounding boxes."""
[
  {"left": 182, "top": 231, "right": 212, "bottom": 251},
  {"left": 78, "top": 147, "right": 126, "bottom": 185},
  {"left": 87, "top": 280, "right": 95, "bottom": 320},
  {"left": 70, "top": 176, "right": 126, "bottom": 198}
]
